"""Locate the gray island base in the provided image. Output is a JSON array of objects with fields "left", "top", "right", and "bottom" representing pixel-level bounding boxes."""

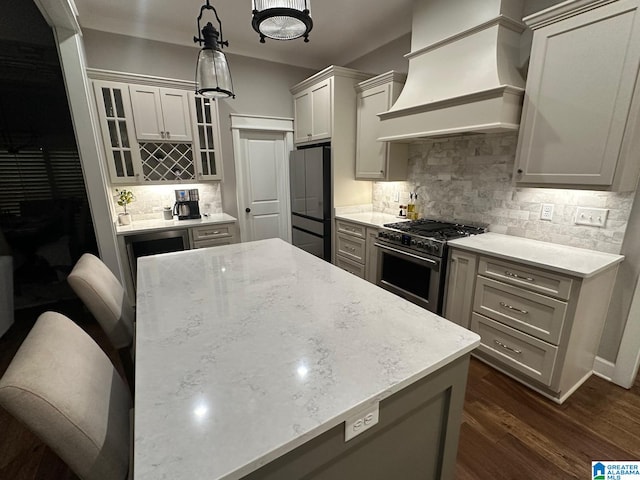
[
  {"left": 134, "top": 239, "right": 479, "bottom": 480},
  {"left": 244, "top": 355, "right": 470, "bottom": 480}
]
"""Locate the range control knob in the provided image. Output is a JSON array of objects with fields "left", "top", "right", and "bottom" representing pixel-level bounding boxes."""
[
  {"left": 416, "top": 241, "right": 424, "bottom": 248},
  {"left": 411, "top": 239, "right": 417, "bottom": 246}
]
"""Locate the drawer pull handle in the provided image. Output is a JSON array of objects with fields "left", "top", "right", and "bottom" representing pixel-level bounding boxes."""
[
  {"left": 505, "top": 271, "right": 534, "bottom": 282},
  {"left": 494, "top": 340, "right": 522, "bottom": 355},
  {"left": 499, "top": 302, "right": 528, "bottom": 315}
]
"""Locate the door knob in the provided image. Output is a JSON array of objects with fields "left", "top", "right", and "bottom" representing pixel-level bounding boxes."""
[{"left": 245, "top": 207, "right": 251, "bottom": 213}]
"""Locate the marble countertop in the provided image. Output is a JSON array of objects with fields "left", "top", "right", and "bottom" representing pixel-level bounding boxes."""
[
  {"left": 134, "top": 238, "right": 479, "bottom": 480},
  {"left": 115, "top": 213, "right": 236, "bottom": 236},
  {"left": 448, "top": 232, "right": 624, "bottom": 278},
  {"left": 335, "top": 211, "right": 401, "bottom": 228}
]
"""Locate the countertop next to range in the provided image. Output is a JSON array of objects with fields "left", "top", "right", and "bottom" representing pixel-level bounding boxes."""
[
  {"left": 334, "top": 211, "right": 400, "bottom": 228},
  {"left": 114, "top": 213, "right": 237, "bottom": 236},
  {"left": 448, "top": 232, "right": 624, "bottom": 278}
]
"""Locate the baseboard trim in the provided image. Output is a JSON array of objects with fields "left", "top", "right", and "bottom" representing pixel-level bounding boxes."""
[{"left": 593, "top": 356, "right": 615, "bottom": 381}]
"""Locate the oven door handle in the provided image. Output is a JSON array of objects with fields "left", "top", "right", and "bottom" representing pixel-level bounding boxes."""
[{"left": 374, "top": 243, "right": 438, "bottom": 265}]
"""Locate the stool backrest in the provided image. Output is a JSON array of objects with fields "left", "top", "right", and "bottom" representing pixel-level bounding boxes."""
[{"left": 0, "top": 311, "right": 132, "bottom": 480}]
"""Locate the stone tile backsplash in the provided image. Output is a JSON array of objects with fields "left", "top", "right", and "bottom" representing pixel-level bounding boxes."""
[
  {"left": 372, "top": 132, "right": 635, "bottom": 254},
  {"left": 111, "top": 183, "right": 222, "bottom": 221}
]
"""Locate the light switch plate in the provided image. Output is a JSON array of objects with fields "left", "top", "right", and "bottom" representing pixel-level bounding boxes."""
[
  {"left": 575, "top": 207, "right": 608, "bottom": 227},
  {"left": 344, "top": 403, "right": 379, "bottom": 442}
]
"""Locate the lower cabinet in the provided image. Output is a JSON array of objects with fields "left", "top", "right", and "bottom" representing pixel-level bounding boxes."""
[
  {"left": 444, "top": 247, "right": 618, "bottom": 403},
  {"left": 334, "top": 219, "right": 379, "bottom": 284}
]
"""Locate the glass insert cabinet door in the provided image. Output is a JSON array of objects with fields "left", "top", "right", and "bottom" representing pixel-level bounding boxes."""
[
  {"left": 189, "top": 92, "right": 223, "bottom": 181},
  {"left": 92, "top": 80, "right": 142, "bottom": 184}
]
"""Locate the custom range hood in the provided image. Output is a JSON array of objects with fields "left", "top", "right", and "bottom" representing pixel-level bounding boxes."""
[{"left": 378, "top": 0, "right": 527, "bottom": 142}]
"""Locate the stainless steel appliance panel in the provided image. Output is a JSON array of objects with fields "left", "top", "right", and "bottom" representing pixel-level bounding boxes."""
[
  {"left": 125, "top": 229, "right": 190, "bottom": 287},
  {"left": 290, "top": 144, "right": 331, "bottom": 261},
  {"left": 292, "top": 228, "right": 325, "bottom": 259},
  {"left": 290, "top": 149, "right": 307, "bottom": 216},
  {"left": 376, "top": 241, "right": 443, "bottom": 313}
]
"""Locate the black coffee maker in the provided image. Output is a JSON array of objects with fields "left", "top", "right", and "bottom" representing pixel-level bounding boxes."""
[{"left": 173, "top": 189, "right": 201, "bottom": 220}]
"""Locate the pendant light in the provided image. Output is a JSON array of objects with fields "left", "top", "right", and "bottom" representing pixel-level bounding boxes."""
[
  {"left": 193, "top": 0, "right": 235, "bottom": 98},
  {"left": 252, "top": 0, "right": 313, "bottom": 43}
]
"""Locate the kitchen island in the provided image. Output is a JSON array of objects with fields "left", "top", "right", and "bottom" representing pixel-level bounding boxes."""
[{"left": 134, "top": 239, "right": 480, "bottom": 479}]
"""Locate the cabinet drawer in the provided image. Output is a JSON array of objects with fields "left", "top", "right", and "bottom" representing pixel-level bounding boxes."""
[
  {"left": 193, "top": 237, "right": 234, "bottom": 249},
  {"left": 479, "top": 257, "right": 573, "bottom": 300},
  {"left": 471, "top": 313, "right": 558, "bottom": 386},
  {"left": 335, "top": 255, "right": 365, "bottom": 278},
  {"left": 337, "top": 232, "right": 366, "bottom": 263},
  {"left": 191, "top": 224, "right": 233, "bottom": 241},
  {"left": 474, "top": 276, "right": 567, "bottom": 344},
  {"left": 336, "top": 220, "right": 366, "bottom": 239}
]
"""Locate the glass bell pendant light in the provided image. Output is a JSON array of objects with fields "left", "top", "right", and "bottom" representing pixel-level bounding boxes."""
[
  {"left": 194, "top": 1, "right": 235, "bottom": 98},
  {"left": 252, "top": 0, "right": 313, "bottom": 43}
]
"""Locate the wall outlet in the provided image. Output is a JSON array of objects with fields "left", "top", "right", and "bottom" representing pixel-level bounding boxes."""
[
  {"left": 540, "top": 204, "right": 554, "bottom": 221},
  {"left": 344, "top": 402, "right": 379, "bottom": 442},
  {"left": 575, "top": 207, "right": 608, "bottom": 227}
]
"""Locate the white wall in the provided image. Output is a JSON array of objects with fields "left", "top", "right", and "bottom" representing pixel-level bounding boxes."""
[
  {"left": 82, "top": 29, "right": 315, "bottom": 218},
  {"left": 346, "top": 34, "right": 411, "bottom": 75}
]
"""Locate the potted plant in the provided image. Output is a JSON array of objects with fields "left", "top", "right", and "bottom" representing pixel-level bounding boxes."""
[{"left": 115, "top": 188, "right": 135, "bottom": 225}]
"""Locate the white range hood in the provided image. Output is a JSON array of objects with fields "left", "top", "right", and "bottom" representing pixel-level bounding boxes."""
[{"left": 378, "top": 0, "right": 527, "bottom": 142}]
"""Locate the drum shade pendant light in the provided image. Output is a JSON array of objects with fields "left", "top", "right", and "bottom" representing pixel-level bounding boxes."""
[
  {"left": 193, "top": 0, "right": 235, "bottom": 98},
  {"left": 252, "top": 0, "right": 313, "bottom": 43}
]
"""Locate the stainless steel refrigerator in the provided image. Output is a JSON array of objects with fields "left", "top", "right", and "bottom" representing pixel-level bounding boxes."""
[{"left": 290, "top": 145, "right": 331, "bottom": 261}]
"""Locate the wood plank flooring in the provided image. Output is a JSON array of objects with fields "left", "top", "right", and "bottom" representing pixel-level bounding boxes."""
[
  {"left": 0, "top": 302, "right": 638, "bottom": 479},
  {"left": 456, "top": 358, "right": 640, "bottom": 479}
]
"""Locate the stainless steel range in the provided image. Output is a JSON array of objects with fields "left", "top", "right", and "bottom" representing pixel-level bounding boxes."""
[{"left": 376, "top": 219, "right": 486, "bottom": 314}]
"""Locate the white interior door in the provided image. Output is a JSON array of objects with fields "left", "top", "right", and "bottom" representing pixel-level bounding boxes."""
[{"left": 232, "top": 115, "right": 293, "bottom": 243}]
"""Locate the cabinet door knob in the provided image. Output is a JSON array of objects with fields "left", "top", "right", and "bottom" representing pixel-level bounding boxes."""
[
  {"left": 517, "top": 168, "right": 523, "bottom": 174},
  {"left": 245, "top": 207, "right": 251, "bottom": 213}
]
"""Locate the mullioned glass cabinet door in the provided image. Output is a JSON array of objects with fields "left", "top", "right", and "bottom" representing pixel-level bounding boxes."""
[
  {"left": 190, "top": 92, "right": 223, "bottom": 181},
  {"left": 93, "top": 80, "right": 142, "bottom": 184}
]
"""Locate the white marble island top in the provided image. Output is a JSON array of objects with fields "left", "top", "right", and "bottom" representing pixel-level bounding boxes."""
[
  {"left": 115, "top": 212, "right": 236, "bottom": 235},
  {"left": 134, "top": 238, "right": 479, "bottom": 480},
  {"left": 448, "top": 232, "right": 624, "bottom": 278}
]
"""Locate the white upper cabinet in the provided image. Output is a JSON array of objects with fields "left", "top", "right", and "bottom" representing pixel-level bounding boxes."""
[
  {"left": 92, "top": 80, "right": 142, "bottom": 184},
  {"left": 189, "top": 93, "right": 223, "bottom": 181},
  {"left": 129, "top": 85, "right": 192, "bottom": 142},
  {"left": 293, "top": 78, "right": 332, "bottom": 144},
  {"left": 514, "top": 0, "right": 640, "bottom": 191},
  {"left": 355, "top": 71, "right": 408, "bottom": 181}
]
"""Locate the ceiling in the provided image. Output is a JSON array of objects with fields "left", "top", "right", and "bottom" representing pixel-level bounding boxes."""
[{"left": 72, "top": 0, "right": 414, "bottom": 70}]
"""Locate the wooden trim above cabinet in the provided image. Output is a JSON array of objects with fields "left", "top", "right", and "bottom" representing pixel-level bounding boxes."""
[
  {"left": 290, "top": 65, "right": 372, "bottom": 95},
  {"left": 87, "top": 68, "right": 194, "bottom": 91}
]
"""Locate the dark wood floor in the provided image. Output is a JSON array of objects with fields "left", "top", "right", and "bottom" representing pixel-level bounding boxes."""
[
  {"left": 455, "top": 358, "right": 640, "bottom": 479},
  {"left": 1, "top": 303, "right": 639, "bottom": 479}
]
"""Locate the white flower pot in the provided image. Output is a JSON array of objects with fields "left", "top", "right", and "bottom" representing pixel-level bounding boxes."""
[{"left": 118, "top": 212, "right": 132, "bottom": 225}]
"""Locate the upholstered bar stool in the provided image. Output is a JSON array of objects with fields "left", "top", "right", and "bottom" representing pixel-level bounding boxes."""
[
  {"left": 68, "top": 253, "right": 135, "bottom": 391},
  {"left": 0, "top": 311, "right": 132, "bottom": 480}
]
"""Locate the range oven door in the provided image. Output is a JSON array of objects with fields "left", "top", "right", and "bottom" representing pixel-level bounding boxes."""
[{"left": 375, "top": 241, "right": 444, "bottom": 314}]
